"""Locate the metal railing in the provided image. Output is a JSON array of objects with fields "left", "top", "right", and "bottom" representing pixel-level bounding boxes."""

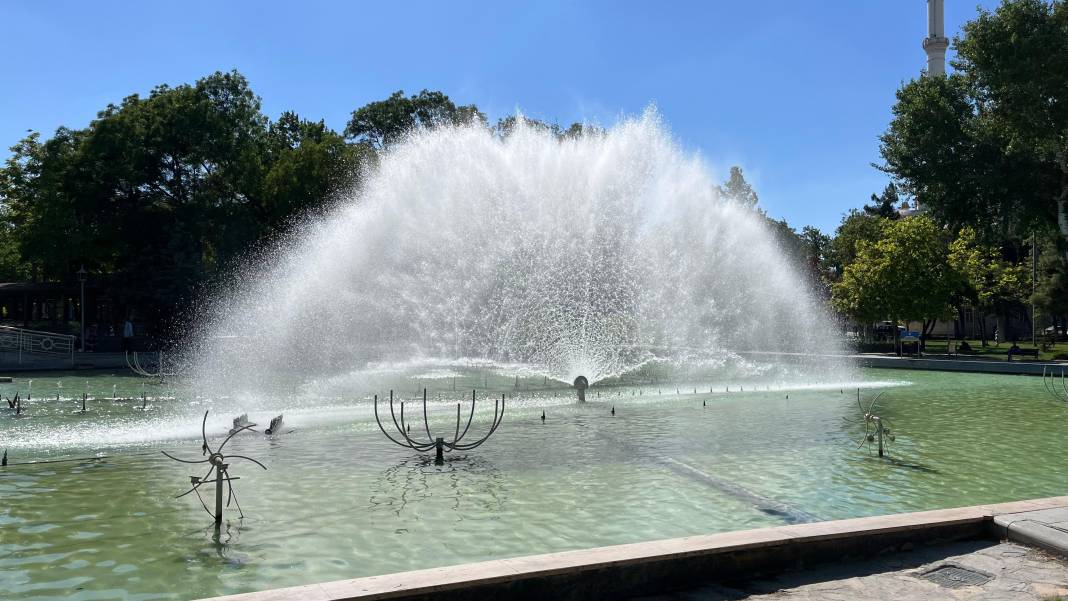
[{"left": 0, "top": 326, "right": 76, "bottom": 365}]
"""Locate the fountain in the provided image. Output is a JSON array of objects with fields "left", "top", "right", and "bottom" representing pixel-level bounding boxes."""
[
  {"left": 0, "top": 113, "right": 908, "bottom": 601},
  {"left": 573, "top": 375, "right": 589, "bottom": 402},
  {"left": 187, "top": 111, "right": 848, "bottom": 396}
]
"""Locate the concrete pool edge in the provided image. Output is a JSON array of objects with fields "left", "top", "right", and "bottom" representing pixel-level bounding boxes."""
[{"left": 194, "top": 496, "right": 1068, "bottom": 601}]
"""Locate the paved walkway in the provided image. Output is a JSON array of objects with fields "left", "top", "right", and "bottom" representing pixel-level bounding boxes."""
[
  {"left": 636, "top": 504, "right": 1068, "bottom": 601},
  {"left": 634, "top": 541, "right": 1068, "bottom": 600}
]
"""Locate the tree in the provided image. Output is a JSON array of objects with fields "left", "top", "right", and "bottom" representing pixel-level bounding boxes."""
[
  {"left": 862, "top": 183, "right": 901, "bottom": 220},
  {"left": 493, "top": 116, "right": 600, "bottom": 140},
  {"left": 948, "top": 226, "right": 1030, "bottom": 344},
  {"left": 880, "top": 0, "right": 1068, "bottom": 257},
  {"left": 0, "top": 70, "right": 369, "bottom": 332},
  {"left": 832, "top": 216, "right": 956, "bottom": 345},
  {"left": 344, "top": 90, "right": 485, "bottom": 149},
  {"left": 826, "top": 209, "right": 889, "bottom": 280},
  {"left": 717, "top": 166, "right": 759, "bottom": 209},
  {"left": 260, "top": 111, "right": 368, "bottom": 233},
  {"left": 1032, "top": 236, "right": 1068, "bottom": 334}
]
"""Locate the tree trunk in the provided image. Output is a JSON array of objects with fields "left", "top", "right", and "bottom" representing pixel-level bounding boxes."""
[{"left": 978, "top": 312, "right": 987, "bottom": 347}]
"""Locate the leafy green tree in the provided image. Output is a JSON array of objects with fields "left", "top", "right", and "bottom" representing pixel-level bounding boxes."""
[
  {"left": 862, "top": 183, "right": 901, "bottom": 220},
  {"left": 832, "top": 216, "right": 956, "bottom": 345},
  {"left": 880, "top": 0, "right": 1068, "bottom": 256},
  {"left": 344, "top": 90, "right": 485, "bottom": 149},
  {"left": 717, "top": 166, "right": 759, "bottom": 208},
  {"left": 826, "top": 210, "right": 889, "bottom": 280},
  {"left": 493, "top": 116, "right": 599, "bottom": 140},
  {"left": 948, "top": 226, "right": 1030, "bottom": 344},
  {"left": 261, "top": 111, "right": 368, "bottom": 233},
  {"left": 0, "top": 70, "right": 368, "bottom": 332},
  {"left": 1032, "top": 236, "right": 1068, "bottom": 334}
]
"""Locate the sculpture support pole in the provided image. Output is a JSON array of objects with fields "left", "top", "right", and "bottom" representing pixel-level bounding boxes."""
[
  {"left": 875, "top": 417, "right": 884, "bottom": 458},
  {"left": 215, "top": 464, "right": 226, "bottom": 527},
  {"left": 435, "top": 438, "right": 444, "bottom": 465}
]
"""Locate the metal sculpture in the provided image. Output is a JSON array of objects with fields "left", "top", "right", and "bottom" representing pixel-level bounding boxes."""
[
  {"left": 845, "top": 390, "right": 896, "bottom": 457},
  {"left": 126, "top": 350, "right": 175, "bottom": 381},
  {"left": 6, "top": 392, "right": 22, "bottom": 416},
  {"left": 162, "top": 410, "right": 266, "bottom": 527},
  {"left": 1043, "top": 366, "right": 1067, "bottom": 402},
  {"left": 375, "top": 388, "right": 504, "bottom": 465}
]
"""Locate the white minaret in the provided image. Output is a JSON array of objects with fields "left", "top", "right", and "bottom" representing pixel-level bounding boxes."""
[{"left": 923, "top": 0, "right": 949, "bottom": 76}]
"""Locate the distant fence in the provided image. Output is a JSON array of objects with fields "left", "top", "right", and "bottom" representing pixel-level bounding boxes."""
[{"left": 0, "top": 326, "right": 76, "bottom": 366}]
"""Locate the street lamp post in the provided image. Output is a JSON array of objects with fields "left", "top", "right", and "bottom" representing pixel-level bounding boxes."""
[{"left": 77, "top": 266, "right": 87, "bottom": 352}]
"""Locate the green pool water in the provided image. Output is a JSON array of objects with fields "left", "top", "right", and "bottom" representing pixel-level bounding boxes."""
[{"left": 1, "top": 367, "right": 1064, "bottom": 600}]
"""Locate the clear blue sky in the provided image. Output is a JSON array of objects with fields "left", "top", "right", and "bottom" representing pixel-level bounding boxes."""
[{"left": 0, "top": 0, "right": 999, "bottom": 233}]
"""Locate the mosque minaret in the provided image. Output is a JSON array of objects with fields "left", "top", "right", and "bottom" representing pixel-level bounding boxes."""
[{"left": 923, "top": 0, "right": 949, "bottom": 76}]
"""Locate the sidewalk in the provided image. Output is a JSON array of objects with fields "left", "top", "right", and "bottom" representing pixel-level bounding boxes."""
[{"left": 635, "top": 541, "right": 1068, "bottom": 600}]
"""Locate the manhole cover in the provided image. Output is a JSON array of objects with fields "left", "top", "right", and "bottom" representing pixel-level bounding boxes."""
[{"left": 920, "top": 564, "right": 993, "bottom": 589}]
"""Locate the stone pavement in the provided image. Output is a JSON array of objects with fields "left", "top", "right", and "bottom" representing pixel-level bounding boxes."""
[{"left": 633, "top": 541, "right": 1068, "bottom": 600}]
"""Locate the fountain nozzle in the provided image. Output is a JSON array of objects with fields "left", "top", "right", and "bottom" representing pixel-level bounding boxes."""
[{"left": 573, "top": 376, "right": 589, "bottom": 402}]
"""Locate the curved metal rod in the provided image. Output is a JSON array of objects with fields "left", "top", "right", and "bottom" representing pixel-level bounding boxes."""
[
  {"left": 448, "top": 397, "right": 505, "bottom": 451},
  {"left": 422, "top": 389, "right": 434, "bottom": 443},
  {"left": 176, "top": 481, "right": 206, "bottom": 499},
  {"left": 867, "top": 392, "right": 883, "bottom": 414},
  {"left": 127, "top": 352, "right": 150, "bottom": 377},
  {"left": 176, "top": 465, "right": 215, "bottom": 498},
  {"left": 374, "top": 394, "right": 415, "bottom": 448},
  {"left": 192, "top": 483, "right": 214, "bottom": 517},
  {"left": 227, "top": 455, "right": 268, "bottom": 470},
  {"left": 228, "top": 477, "right": 245, "bottom": 518},
  {"left": 390, "top": 398, "right": 436, "bottom": 450},
  {"left": 453, "top": 391, "right": 478, "bottom": 444},
  {"left": 201, "top": 411, "right": 214, "bottom": 455},
  {"left": 453, "top": 403, "right": 461, "bottom": 443},
  {"left": 391, "top": 397, "right": 435, "bottom": 450},
  {"left": 1042, "top": 368, "right": 1067, "bottom": 401},
  {"left": 217, "top": 423, "right": 259, "bottom": 454},
  {"left": 161, "top": 450, "right": 209, "bottom": 465}
]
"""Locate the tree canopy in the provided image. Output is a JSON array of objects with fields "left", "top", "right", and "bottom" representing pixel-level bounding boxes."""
[
  {"left": 832, "top": 215, "right": 956, "bottom": 326},
  {"left": 344, "top": 89, "right": 485, "bottom": 149},
  {"left": 880, "top": 0, "right": 1068, "bottom": 253},
  {"left": 0, "top": 70, "right": 368, "bottom": 329}
]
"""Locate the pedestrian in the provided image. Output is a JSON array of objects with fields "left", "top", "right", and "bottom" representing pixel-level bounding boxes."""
[{"left": 122, "top": 317, "right": 134, "bottom": 352}]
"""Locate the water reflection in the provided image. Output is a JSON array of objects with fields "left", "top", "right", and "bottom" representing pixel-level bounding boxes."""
[{"left": 368, "top": 455, "right": 507, "bottom": 520}]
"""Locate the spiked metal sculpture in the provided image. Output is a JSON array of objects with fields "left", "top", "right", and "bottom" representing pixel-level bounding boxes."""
[
  {"left": 375, "top": 388, "right": 504, "bottom": 465},
  {"left": 1043, "top": 366, "right": 1067, "bottom": 402},
  {"left": 844, "top": 390, "right": 896, "bottom": 458},
  {"left": 162, "top": 410, "right": 266, "bottom": 527}
]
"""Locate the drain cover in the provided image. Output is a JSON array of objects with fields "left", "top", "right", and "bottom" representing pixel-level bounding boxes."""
[{"left": 920, "top": 564, "right": 993, "bottom": 588}]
